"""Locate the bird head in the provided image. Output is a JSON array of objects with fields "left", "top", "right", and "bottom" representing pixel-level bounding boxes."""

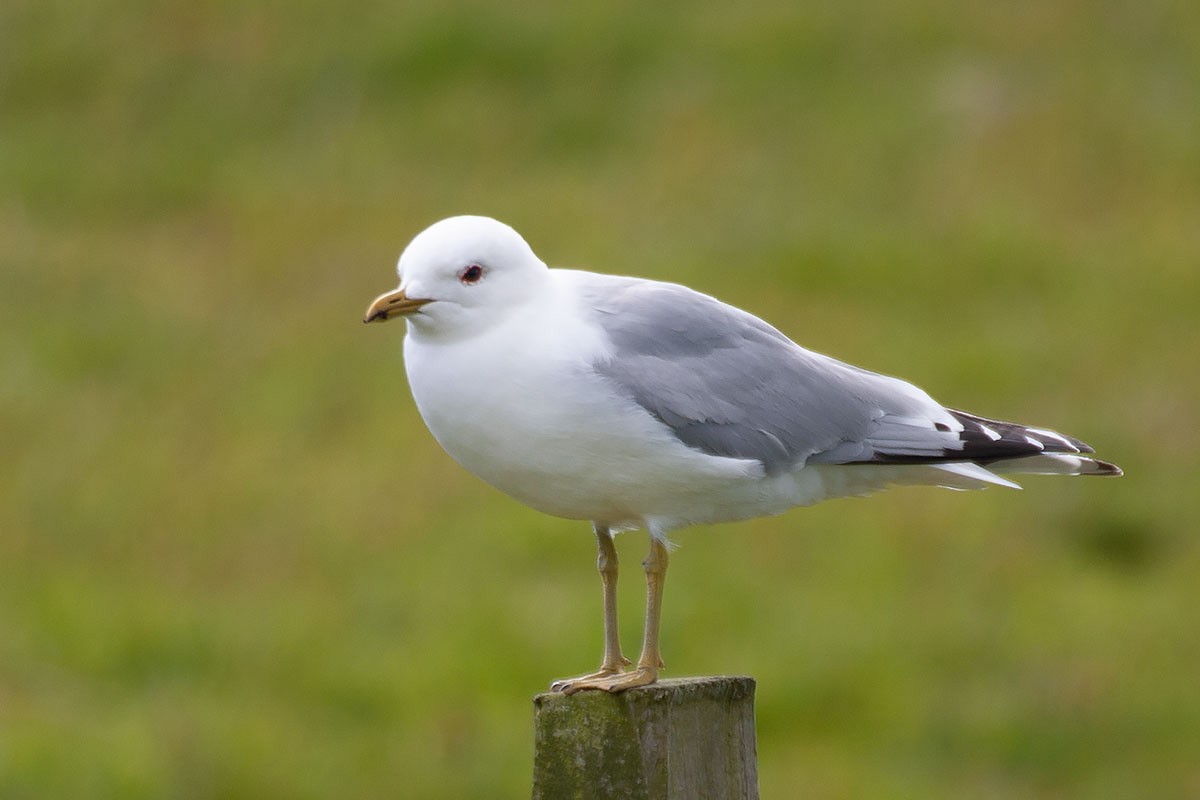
[{"left": 363, "top": 215, "right": 549, "bottom": 336}]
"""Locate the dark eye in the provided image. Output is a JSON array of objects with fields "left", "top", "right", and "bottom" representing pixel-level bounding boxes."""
[{"left": 459, "top": 264, "right": 484, "bottom": 285}]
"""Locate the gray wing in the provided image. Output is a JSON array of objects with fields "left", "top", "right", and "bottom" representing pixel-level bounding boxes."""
[{"left": 579, "top": 276, "right": 1074, "bottom": 473}]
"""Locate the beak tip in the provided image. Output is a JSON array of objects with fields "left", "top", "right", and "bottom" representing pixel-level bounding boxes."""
[{"left": 365, "top": 288, "right": 431, "bottom": 324}]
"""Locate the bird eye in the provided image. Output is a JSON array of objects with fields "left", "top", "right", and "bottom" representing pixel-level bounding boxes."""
[{"left": 459, "top": 264, "right": 485, "bottom": 285}]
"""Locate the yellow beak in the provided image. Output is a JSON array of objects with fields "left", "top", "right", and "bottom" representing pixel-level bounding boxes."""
[{"left": 363, "top": 288, "right": 434, "bottom": 323}]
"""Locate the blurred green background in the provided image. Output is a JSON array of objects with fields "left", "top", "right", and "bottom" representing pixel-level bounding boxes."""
[{"left": 3, "top": 1, "right": 1198, "bottom": 797}]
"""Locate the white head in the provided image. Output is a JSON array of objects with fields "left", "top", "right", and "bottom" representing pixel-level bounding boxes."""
[{"left": 363, "top": 215, "right": 549, "bottom": 337}]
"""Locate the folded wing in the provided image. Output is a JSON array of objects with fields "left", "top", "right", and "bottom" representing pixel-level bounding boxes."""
[{"left": 581, "top": 276, "right": 1120, "bottom": 484}]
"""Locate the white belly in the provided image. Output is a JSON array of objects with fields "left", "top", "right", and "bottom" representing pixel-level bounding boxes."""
[{"left": 401, "top": 312, "right": 769, "bottom": 529}]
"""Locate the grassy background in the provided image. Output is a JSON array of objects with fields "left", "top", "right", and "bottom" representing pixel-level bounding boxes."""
[{"left": 3, "top": 1, "right": 1198, "bottom": 797}]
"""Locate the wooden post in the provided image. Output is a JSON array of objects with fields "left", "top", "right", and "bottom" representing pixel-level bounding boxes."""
[{"left": 531, "top": 676, "right": 759, "bottom": 800}]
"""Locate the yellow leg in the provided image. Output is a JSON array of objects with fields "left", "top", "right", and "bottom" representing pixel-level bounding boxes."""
[
  {"left": 637, "top": 537, "right": 669, "bottom": 673},
  {"left": 555, "top": 536, "right": 668, "bottom": 694},
  {"left": 596, "top": 527, "right": 631, "bottom": 673},
  {"left": 551, "top": 526, "right": 631, "bottom": 691}
]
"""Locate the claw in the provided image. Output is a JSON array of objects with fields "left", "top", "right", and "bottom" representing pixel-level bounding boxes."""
[
  {"left": 550, "top": 666, "right": 624, "bottom": 693},
  {"left": 556, "top": 666, "right": 658, "bottom": 695}
]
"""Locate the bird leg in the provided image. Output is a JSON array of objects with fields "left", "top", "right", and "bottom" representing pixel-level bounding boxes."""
[
  {"left": 550, "top": 525, "right": 631, "bottom": 692},
  {"left": 554, "top": 536, "right": 668, "bottom": 694},
  {"left": 596, "top": 527, "right": 631, "bottom": 674},
  {"left": 639, "top": 537, "right": 669, "bottom": 672}
]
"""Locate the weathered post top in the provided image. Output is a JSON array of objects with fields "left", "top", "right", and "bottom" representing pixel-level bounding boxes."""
[{"left": 532, "top": 676, "right": 759, "bottom": 800}]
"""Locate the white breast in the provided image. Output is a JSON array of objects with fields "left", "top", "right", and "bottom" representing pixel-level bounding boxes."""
[{"left": 401, "top": 278, "right": 761, "bottom": 528}]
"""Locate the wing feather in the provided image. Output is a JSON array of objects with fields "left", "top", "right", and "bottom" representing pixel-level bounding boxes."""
[{"left": 572, "top": 273, "right": 1119, "bottom": 480}]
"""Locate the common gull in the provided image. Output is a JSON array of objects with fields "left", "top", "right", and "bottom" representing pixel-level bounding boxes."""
[{"left": 364, "top": 215, "right": 1121, "bottom": 694}]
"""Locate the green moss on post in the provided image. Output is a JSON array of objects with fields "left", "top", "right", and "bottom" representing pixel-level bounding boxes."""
[{"left": 531, "top": 676, "right": 759, "bottom": 800}]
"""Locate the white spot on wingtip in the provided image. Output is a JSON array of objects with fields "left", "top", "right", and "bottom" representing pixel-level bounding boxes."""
[{"left": 1027, "top": 427, "right": 1080, "bottom": 452}]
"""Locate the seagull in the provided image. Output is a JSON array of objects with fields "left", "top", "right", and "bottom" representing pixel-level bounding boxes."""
[{"left": 363, "top": 215, "right": 1121, "bottom": 694}]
